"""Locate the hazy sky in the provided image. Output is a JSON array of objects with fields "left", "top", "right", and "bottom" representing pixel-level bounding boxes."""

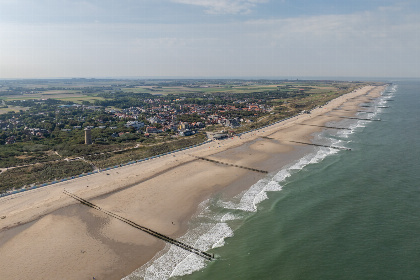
[{"left": 1, "top": 0, "right": 419, "bottom": 79}]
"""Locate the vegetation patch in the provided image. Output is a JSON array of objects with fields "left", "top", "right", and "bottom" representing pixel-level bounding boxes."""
[
  {"left": 90, "top": 133, "right": 207, "bottom": 168},
  {"left": 0, "top": 160, "right": 93, "bottom": 192}
]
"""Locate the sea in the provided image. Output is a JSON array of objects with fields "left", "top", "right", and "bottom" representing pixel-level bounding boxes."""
[{"left": 124, "top": 80, "right": 420, "bottom": 280}]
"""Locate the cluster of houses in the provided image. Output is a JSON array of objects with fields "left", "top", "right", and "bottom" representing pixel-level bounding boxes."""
[
  {"left": 0, "top": 98, "right": 272, "bottom": 144},
  {"left": 106, "top": 101, "right": 269, "bottom": 136}
]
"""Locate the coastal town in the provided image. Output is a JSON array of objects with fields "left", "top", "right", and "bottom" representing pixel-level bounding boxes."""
[
  {"left": 0, "top": 98, "right": 267, "bottom": 145},
  {"left": 0, "top": 79, "right": 279, "bottom": 146},
  {"left": 0, "top": 78, "right": 370, "bottom": 192}
]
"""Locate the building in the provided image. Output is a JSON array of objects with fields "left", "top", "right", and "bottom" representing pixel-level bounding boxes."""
[
  {"left": 85, "top": 128, "right": 92, "bottom": 145},
  {"left": 225, "top": 118, "right": 240, "bottom": 128},
  {"left": 207, "top": 132, "right": 228, "bottom": 140},
  {"left": 213, "top": 133, "right": 228, "bottom": 140},
  {"left": 179, "top": 130, "right": 194, "bottom": 136},
  {"left": 125, "top": 121, "right": 145, "bottom": 129},
  {"left": 145, "top": 126, "right": 158, "bottom": 133}
]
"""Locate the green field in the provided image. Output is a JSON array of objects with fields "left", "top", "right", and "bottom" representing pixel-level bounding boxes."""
[
  {"left": 0, "top": 106, "right": 29, "bottom": 114},
  {"left": 118, "top": 82, "right": 357, "bottom": 96},
  {"left": 1, "top": 91, "right": 108, "bottom": 104}
]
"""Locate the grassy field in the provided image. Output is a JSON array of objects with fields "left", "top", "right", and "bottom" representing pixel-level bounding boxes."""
[
  {"left": 0, "top": 105, "right": 29, "bottom": 114},
  {"left": 2, "top": 81, "right": 361, "bottom": 100},
  {"left": 120, "top": 83, "right": 357, "bottom": 96},
  {"left": 122, "top": 85, "right": 281, "bottom": 95},
  {"left": 57, "top": 96, "right": 107, "bottom": 104},
  {"left": 87, "top": 134, "right": 207, "bottom": 168},
  {"left": 0, "top": 160, "right": 93, "bottom": 192},
  {"left": 2, "top": 91, "right": 108, "bottom": 104},
  {"left": 0, "top": 133, "right": 207, "bottom": 192}
]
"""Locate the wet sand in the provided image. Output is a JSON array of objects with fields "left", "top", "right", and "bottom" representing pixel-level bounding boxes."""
[{"left": 0, "top": 85, "right": 386, "bottom": 280}]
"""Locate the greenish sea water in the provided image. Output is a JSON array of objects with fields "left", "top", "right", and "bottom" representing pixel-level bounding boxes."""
[{"left": 125, "top": 81, "right": 420, "bottom": 280}]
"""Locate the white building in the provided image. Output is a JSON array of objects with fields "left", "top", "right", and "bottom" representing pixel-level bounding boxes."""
[{"left": 125, "top": 121, "right": 145, "bottom": 129}]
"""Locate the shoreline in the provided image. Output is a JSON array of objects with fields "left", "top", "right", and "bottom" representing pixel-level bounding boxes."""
[{"left": 0, "top": 85, "right": 387, "bottom": 280}]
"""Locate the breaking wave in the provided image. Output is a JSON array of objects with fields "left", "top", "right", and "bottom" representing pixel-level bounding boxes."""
[{"left": 123, "top": 88, "right": 390, "bottom": 279}]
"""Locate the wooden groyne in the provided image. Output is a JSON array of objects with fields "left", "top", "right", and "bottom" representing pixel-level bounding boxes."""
[
  {"left": 361, "top": 105, "right": 389, "bottom": 109},
  {"left": 370, "top": 98, "right": 394, "bottom": 101},
  {"left": 336, "top": 116, "right": 381, "bottom": 121},
  {"left": 288, "top": 140, "right": 351, "bottom": 151},
  {"left": 327, "top": 115, "right": 381, "bottom": 121},
  {"left": 192, "top": 156, "right": 268, "bottom": 174},
  {"left": 297, "top": 123, "right": 352, "bottom": 130},
  {"left": 332, "top": 108, "right": 374, "bottom": 113},
  {"left": 63, "top": 190, "right": 214, "bottom": 261}
]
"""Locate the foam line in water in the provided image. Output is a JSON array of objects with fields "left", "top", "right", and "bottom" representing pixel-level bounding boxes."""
[{"left": 123, "top": 126, "right": 365, "bottom": 279}]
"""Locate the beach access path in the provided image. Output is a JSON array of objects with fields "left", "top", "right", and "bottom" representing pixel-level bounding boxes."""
[{"left": 0, "top": 85, "right": 386, "bottom": 280}]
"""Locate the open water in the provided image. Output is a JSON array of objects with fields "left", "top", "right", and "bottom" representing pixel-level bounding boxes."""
[{"left": 124, "top": 80, "right": 420, "bottom": 280}]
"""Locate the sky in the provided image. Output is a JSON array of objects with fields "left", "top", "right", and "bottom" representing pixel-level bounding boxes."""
[{"left": 0, "top": 0, "right": 419, "bottom": 79}]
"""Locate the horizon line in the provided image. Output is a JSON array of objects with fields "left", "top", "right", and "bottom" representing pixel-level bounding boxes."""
[{"left": 0, "top": 76, "right": 416, "bottom": 81}]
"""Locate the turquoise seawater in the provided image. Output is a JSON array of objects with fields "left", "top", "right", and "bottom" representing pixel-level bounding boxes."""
[
  {"left": 125, "top": 81, "right": 420, "bottom": 280},
  {"left": 183, "top": 81, "right": 419, "bottom": 280}
]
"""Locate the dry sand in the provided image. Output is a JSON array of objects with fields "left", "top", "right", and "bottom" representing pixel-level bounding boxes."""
[{"left": 0, "top": 85, "right": 387, "bottom": 280}]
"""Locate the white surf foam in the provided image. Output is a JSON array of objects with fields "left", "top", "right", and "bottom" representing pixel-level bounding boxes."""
[
  {"left": 123, "top": 132, "right": 354, "bottom": 279},
  {"left": 122, "top": 85, "right": 399, "bottom": 280},
  {"left": 124, "top": 220, "right": 234, "bottom": 280}
]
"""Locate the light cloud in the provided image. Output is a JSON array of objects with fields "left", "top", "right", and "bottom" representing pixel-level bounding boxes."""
[
  {"left": 171, "top": 0, "right": 269, "bottom": 14},
  {"left": 0, "top": 1, "right": 419, "bottom": 78}
]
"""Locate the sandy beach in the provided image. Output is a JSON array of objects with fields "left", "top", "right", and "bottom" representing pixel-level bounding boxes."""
[{"left": 0, "top": 85, "right": 387, "bottom": 280}]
